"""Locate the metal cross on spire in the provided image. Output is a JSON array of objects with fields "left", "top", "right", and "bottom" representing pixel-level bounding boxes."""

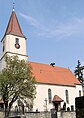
[{"left": 13, "top": 0, "right": 15, "bottom": 11}]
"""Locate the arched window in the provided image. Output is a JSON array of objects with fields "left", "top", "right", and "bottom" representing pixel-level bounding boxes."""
[
  {"left": 3, "top": 40, "right": 5, "bottom": 52},
  {"left": 65, "top": 90, "right": 69, "bottom": 104},
  {"left": 15, "top": 38, "right": 20, "bottom": 49},
  {"left": 79, "top": 90, "right": 81, "bottom": 97},
  {"left": 16, "top": 38, "right": 19, "bottom": 44},
  {"left": 48, "top": 89, "right": 52, "bottom": 103}
]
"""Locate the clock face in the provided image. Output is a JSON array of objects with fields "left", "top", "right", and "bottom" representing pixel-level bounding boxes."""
[{"left": 15, "top": 43, "right": 20, "bottom": 49}]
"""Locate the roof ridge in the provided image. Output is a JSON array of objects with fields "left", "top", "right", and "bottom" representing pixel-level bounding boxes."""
[{"left": 29, "top": 61, "right": 69, "bottom": 70}]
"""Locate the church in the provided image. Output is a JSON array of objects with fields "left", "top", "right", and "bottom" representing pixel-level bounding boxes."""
[{"left": 0, "top": 8, "right": 83, "bottom": 112}]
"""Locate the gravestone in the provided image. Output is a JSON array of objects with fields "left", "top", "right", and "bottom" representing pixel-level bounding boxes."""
[{"left": 75, "top": 96, "right": 84, "bottom": 118}]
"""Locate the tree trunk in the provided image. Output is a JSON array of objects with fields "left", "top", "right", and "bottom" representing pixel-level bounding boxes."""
[
  {"left": 4, "top": 103, "right": 7, "bottom": 118},
  {"left": 6, "top": 102, "right": 13, "bottom": 117}
]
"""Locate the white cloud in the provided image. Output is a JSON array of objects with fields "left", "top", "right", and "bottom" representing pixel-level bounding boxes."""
[
  {"left": 74, "top": 17, "right": 84, "bottom": 24},
  {"left": 20, "top": 12, "right": 84, "bottom": 39},
  {"left": 19, "top": 13, "right": 47, "bottom": 30},
  {"left": 20, "top": 13, "right": 40, "bottom": 27}
]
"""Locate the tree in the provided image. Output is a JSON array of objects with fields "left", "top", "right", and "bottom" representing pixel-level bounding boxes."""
[
  {"left": 74, "top": 60, "right": 84, "bottom": 95},
  {"left": 74, "top": 60, "right": 84, "bottom": 83},
  {"left": 0, "top": 56, "right": 36, "bottom": 117}
]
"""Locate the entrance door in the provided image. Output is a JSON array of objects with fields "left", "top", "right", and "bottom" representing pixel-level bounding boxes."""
[{"left": 54, "top": 103, "right": 58, "bottom": 111}]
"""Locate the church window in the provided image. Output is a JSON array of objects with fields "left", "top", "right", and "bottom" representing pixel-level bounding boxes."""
[
  {"left": 79, "top": 90, "right": 81, "bottom": 97},
  {"left": 48, "top": 89, "right": 52, "bottom": 103},
  {"left": 3, "top": 40, "right": 5, "bottom": 52},
  {"left": 65, "top": 90, "right": 69, "bottom": 104}
]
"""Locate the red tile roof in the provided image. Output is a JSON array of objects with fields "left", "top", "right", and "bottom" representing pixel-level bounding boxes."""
[
  {"left": 52, "top": 95, "right": 63, "bottom": 102},
  {"left": 29, "top": 62, "right": 80, "bottom": 86},
  {"left": 4, "top": 11, "right": 25, "bottom": 38}
]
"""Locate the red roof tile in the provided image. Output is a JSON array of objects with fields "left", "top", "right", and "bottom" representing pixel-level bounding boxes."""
[
  {"left": 4, "top": 11, "right": 25, "bottom": 38},
  {"left": 29, "top": 62, "right": 81, "bottom": 86}
]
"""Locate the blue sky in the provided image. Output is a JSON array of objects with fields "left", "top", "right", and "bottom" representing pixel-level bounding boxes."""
[{"left": 0, "top": 0, "right": 84, "bottom": 72}]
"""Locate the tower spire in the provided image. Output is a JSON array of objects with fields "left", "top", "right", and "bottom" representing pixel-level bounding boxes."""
[
  {"left": 1, "top": 4, "right": 26, "bottom": 41},
  {"left": 13, "top": 0, "right": 15, "bottom": 11}
]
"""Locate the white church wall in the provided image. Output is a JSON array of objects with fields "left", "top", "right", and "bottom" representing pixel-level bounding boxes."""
[
  {"left": 0, "top": 35, "right": 28, "bottom": 61},
  {"left": 33, "top": 83, "right": 82, "bottom": 111},
  {"left": 5, "top": 35, "right": 26, "bottom": 56},
  {"left": 75, "top": 84, "right": 83, "bottom": 97},
  {"left": 0, "top": 58, "right": 6, "bottom": 71},
  {"left": 6, "top": 52, "right": 28, "bottom": 61}
]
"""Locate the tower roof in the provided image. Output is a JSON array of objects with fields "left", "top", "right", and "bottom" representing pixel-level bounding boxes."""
[{"left": 4, "top": 10, "right": 25, "bottom": 39}]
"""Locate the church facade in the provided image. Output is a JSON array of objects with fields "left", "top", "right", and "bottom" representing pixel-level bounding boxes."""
[{"left": 0, "top": 9, "right": 83, "bottom": 112}]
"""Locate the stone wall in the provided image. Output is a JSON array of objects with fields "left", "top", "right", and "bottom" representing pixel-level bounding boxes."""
[
  {"left": 26, "top": 112, "right": 51, "bottom": 118},
  {"left": 57, "top": 111, "right": 76, "bottom": 118},
  {"left": 0, "top": 111, "right": 76, "bottom": 118},
  {"left": 0, "top": 112, "right": 4, "bottom": 118},
  {"left": 0, "top": 111, "right": 51, "bottom": 118}
]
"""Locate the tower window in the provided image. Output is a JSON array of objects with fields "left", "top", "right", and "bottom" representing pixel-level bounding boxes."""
[
  {"left": 15, "top": 38, "right": 20, "bottom": 49},
  {"left": 16, "top": 38, "right": 19, "bottom": 44},
  {"left": 3, "top": 40, "right": 5, "bottom": 52},
  {"left": 65, "top": 90, "right": 69, "bottom": 104},
  {"left": 48, "top": 89, "right": 52, "bottom": 103}
]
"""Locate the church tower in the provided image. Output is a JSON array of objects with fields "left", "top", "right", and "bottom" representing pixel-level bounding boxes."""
[{"left": 0, "top": 8, "right": 28, "bottom": 69}]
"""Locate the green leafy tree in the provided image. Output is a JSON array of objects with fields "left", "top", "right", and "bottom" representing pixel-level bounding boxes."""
[{"left": 0, "top": 56, "right": 36, "bottom": 117}]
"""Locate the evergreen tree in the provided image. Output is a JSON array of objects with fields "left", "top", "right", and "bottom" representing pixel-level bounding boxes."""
[{"left": 74, "top": 60, "right": 84, "bottom": 90}]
